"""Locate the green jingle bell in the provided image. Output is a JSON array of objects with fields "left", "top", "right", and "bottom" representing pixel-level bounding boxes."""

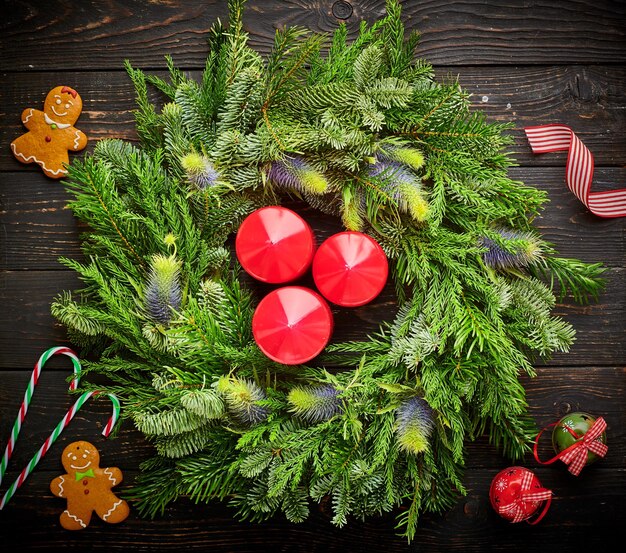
[{"left": 551, "top": 412, "right": 607, "bottom": 466}]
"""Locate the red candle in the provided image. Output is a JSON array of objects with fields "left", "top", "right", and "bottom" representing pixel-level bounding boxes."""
[
  {"left": 252, "top": 286, "right": 333, "bottom": 365},
  {"left": 312, "top": 231, "right": 388, "bottom": 307},
  {"left": 235, "top": 206, "right": 316, "bottom": 284}
]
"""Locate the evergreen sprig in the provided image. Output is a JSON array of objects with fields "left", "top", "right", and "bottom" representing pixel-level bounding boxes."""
[{"left": 53, "top": 0, "right": 604, "bottom": 542}]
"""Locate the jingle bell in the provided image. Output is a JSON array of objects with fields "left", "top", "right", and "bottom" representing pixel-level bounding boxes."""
[
  {"left": 489, "top": 466, "right": 552, "bottom": 524},
  {"left": 552, "top": 412, "right": 607, "bottom": 466}
]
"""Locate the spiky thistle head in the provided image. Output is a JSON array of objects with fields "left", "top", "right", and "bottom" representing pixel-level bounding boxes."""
[
  {"left": 216, "top": 376, "right": 269, "bottom": 426},
  {"left": 379, "top": 145, "right": 425, "bottom": 171},
  {"left": 181, "top": 152, "right": 221, "bottom": 189},
  {"left": 367, "top": 161, "right": 429, "bottom": 222},
  {"left": 267, "top": 157, "right": 329, "bottom": 195},
  {"left": 341, "top": 188, "right": 365, "bottom": 231},
  {"left": 144, "top": 254, "right": 182, "bottom": 325},
  {"left": 395, "top": 396, "right": 435, "bottom": 455},
  {"left": 480, "top": 228, "right": 543, "bottom": 269},
  {"left": 288, "top": 384, "right": 343, "bottom": 423}
]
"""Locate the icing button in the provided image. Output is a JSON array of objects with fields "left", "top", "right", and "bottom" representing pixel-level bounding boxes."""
[
  {"left": 45, "top": 136, "right": 52, "bottom": 142},
  {"left": 51, "top": 123, "right": 57, "bottom": 130},
  {"left": 84, "top": 489, "right": 89, "bottom": 495}
]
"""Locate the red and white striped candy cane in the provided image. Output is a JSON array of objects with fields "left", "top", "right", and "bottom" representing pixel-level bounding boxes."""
[
  {"left": 0, "top": 391, "right": 120, "bottom": 510},
  {"left": 524, "top": 124, "right": 626, "bottom": 218},
  {"left": 0, "top": 347, "right": 82, "bottom": 488}
]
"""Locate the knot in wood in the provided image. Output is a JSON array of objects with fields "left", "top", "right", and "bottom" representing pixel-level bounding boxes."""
[{"left": 332, "top": 1, "right": 353, "bottom": 20}]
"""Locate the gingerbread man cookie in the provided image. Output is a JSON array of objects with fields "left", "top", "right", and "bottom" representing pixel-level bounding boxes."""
[
  {"left": 50, "top": 440, "right": 129, "bottom": 530},
  {"left": 10, "top": 86, "right": 88, "bottom": 179}
]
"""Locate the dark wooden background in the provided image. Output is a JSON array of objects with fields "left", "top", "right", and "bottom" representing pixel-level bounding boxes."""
[{"left": 0, "top": 1, "right": 624, "bottom": 551}]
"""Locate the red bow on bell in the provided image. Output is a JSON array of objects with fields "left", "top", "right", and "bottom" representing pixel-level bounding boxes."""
[
  {"left": 498, "top": 471, "right": 552, "bottom": 523},
  {"left": 560, "top": 417, "right": 608, "bottom": 476}
]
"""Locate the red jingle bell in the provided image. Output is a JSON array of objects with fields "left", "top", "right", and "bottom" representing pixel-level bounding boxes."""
[{"left": 489, "top": 466, "right": 552, "bottom": 524}]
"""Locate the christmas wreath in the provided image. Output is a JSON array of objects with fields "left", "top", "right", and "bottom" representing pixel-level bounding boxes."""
[{"left": 52, "top": 0, "right": 604, "bottom": 540}]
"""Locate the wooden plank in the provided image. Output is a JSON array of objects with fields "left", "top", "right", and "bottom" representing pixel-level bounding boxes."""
[
  {"left": 1, "top": 65, "right": 625, "bottom": 171},
  {"left": 2, "top": 168, "right": 623, "bottom": 271},
  {"left": 466, "top": 366, "right": 626, "bottom": 465},
  {"left": 0, "top": 265, "right": 623, "bottom": 368},
  {"left": 0, "top": 1, "right": 623, "bottom": 549},
  {"left": 0, "top": 468, "right": 622, "bottom": 552},
  {"left": 0, "top": 174, "right": 84, "bottom": 270},
  {"left": 0, "top": 271, "right": 82, "bottom": 368},
  {"left": 0, "top": 367, "right": 622, "bottom": 471},
  {"left": 509, "top": 168, "right": 625, "bottom": 269},
  {"left": 1, "top": 0, "right": 625, "bottom": 71},
  {"left": 457, "top": 65, "right": 626, "bottom": 165}
]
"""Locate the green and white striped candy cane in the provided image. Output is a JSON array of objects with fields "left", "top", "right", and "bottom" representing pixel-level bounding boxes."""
[
  {"left": 0, "top": 391, "right": 120, "bottom": 510},
  {"left": 0, "top": 347, "right": 82, "bottom": 488}
]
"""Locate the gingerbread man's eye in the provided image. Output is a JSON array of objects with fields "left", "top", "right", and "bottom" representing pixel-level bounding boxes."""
[
  {"left": 82, "top": 454, "right": 87, "bottom": 458},
  {"left": 71, "top": 455, "right": 77, "bottom": 461},
  {"left": 55, "top": 99, "right": 61, "bottom": 105},
  {"left": 65, "top": 103, "right": 70, "bottom": 109}
]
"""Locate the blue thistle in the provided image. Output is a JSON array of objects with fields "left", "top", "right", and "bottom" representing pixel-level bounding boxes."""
[
  {"left": 268, "top": 157, "right": 328, "bottom": 195},
  {"left": 395, "top": 396, "right": 435, "bottom": 455},
  {"left": 378, "top": 145, "right": 425, "bottom": 171},
  {"left": 287, "top": 384, "right": 343, "bottom": 423},
  {"left": 367, "top": 160, "right": 429, "bottom": 221},
  {"left": 368, "top": 160, "right": 414, "bottom": 201},
  {"left": 217, "top": 376, "right": 269, "bottom": 426},
  {"left": 481, "top": 229, "right": 542, "bottom": 269},
  {"left": 181, "top": 152, "right": 220, "bottom": 189},
  {"left": 144, "top": 254, "right": 182, "bottom": 325}
]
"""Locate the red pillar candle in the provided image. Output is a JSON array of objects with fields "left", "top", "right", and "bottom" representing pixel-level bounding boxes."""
[
  {"left": 235, "top": 206, "right": 316, "bottom": 284},
  {"left": 312, "top": 231, "right": 389, "bottom": 307},
  {"left": 252, "top": 286, "right": 333, "bottom": 365}
]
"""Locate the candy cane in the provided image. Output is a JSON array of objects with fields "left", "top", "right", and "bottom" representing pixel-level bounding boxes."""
[
  {"left": 0, "top": 391, "right": 120, "bottom": 510},
  {"left": 0, "top": 347, "right": 82, "bottom": 488}
]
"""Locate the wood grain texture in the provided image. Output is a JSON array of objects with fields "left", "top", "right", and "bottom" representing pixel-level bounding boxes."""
[
  {"left": 0, "top": 468, "right": 622, "bottom": 552},
  {"left": 0, "top": 266, "right": 623, "bottom": 368},
  {"left": 0, "top": 270, "right": 82, "bottom": 368},
  {"left": 1, "top": 1, "right": 624, "bottom": 551},
  {"left": 0, "top": 367, "right": 622, "bottom": 472},
  {"left": 1, "top": 0, "right": 624, "bottom": 71},
  {"left": 1, "top": 65, "right": 625, "bottom": 171},
  {"left": 2, "top": 168, "right": 623, "bottom": 271}
]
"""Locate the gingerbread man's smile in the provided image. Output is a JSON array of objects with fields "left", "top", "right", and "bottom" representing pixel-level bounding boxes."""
[
  {"left": 51, "top": 105, "right": 68, "bottom": 117},
  {"left": 70, "top": 461, "right": 92, "bottom": 470},
  {"left": 67, "top": 448, "right": 94, "bottom": 470}
]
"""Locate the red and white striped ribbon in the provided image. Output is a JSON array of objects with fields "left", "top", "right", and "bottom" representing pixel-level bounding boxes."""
[
  {"left": 524, "top": 124, "right": 626, "bottom": 218},
  {"left": 559, "top": 417, "right": 608, "bottom": 476}
]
